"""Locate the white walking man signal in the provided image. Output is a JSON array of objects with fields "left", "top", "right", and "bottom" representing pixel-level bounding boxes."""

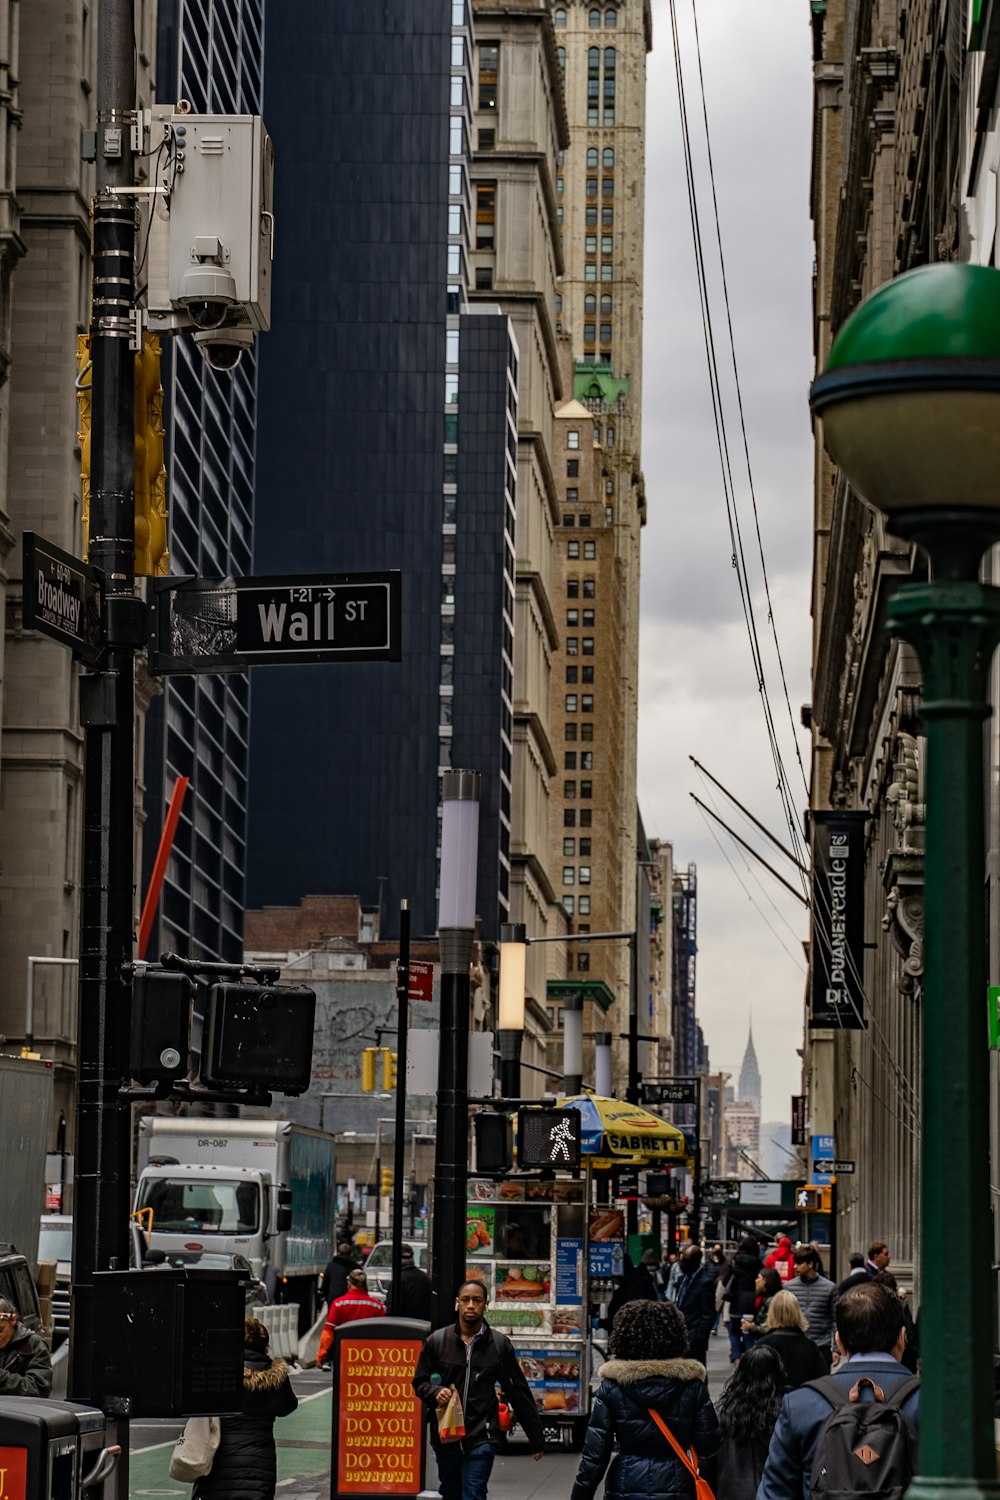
[{"left": 549, "top": 1117, "right": 574, "bottom": 1162}]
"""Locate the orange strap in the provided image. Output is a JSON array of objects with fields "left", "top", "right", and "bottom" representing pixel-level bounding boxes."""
[{"left": 648, "top": 1408, "right": 700, "bottom": 1478}]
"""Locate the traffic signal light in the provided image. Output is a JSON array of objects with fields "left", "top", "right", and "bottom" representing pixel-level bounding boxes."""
[
  {"left": 134, "top": 333, "right": 168, "bottom": 576},
  {"left": 797, "top": 1185, "right": 832, "bottom": 1212},
  {"left": 200, "top": 982, "right": 316, "bottom": 1094},
  {"left": 381, "top": 1167, "right": 394, "bottom": 1195},
  {"left": 382, "top": 1050, "right": 398, "bottom": 1090},
  {"left": 361, "top": 1047, "right": 377, "bottom": 1092},
  {"left": 75, "top": 333, "right": 168, "bottom": 575}
]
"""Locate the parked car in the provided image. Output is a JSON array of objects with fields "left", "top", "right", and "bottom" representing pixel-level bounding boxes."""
[{"left": 363, "top": 1240, "right": 429, "bottom": 1300}]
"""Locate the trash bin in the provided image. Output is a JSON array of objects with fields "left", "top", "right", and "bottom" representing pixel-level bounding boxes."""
[{"left": 0, "top": 1396, "right": 121, "bottom": 1499}]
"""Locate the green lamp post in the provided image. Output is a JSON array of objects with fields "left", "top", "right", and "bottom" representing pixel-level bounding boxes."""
[{"left": 811, "top": 262, "right": 1000, "bottom": 1500}]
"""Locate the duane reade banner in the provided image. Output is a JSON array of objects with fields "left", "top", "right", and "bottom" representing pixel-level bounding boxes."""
[{"left": 810, "top": 810, "right": 868, "bottom": 1029}]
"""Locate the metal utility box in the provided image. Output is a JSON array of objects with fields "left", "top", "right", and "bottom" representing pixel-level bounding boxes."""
[
  {"left": 0, "top": 1396, "right": 120, "bottom": 1499},
  {"left": 90, "top": 1268, "right": 244, "bottom": 1418},
  {"left": 146, "top": 110, "right": 274, "bottom": 331}
]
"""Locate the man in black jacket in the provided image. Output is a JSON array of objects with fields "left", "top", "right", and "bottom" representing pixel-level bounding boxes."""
[
  {"left": 0, "top": 1298, "right": 52, "bottom": 1396},
  {"left": 412, "top": 1279, "right": 544, "bottom": 1500},
  {"left": 398, "top": 1245, "right": 432, "bottom": 1322},
  {"left": 320, "top": 1241, "right": 357, "bottom": 1310},
  {"left": 673, "top": 1244, "right": 717, "bottom": 1363}
]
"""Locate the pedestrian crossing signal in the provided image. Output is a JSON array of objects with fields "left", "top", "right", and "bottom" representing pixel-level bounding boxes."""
[
  {"left": 796, "top": 1185, "right": 832, "bottom": 1212},
  {"left": 517, "top": 1108, "right": 582, "bottom": 1169}
]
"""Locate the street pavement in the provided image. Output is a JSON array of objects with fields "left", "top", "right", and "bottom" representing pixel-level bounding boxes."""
[{"left": 128, "top": 1324, "right": 736, "bottom": 1498}]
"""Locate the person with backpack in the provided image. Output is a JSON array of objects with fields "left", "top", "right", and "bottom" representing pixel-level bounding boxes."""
[
  {"left": 757, "top": 1280, "right": 919, "bottom": 1500},
  {"left": 723, "top": 1236, "right": 762, "bottom": 1362},
  {"left": 570, "top": 1299, "right": 720, "bottom": 1500},
  {"left": 411, "top": 1278, "right": 544, "bottom": 1500}
]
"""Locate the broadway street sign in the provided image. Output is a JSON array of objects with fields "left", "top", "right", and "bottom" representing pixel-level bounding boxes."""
[
  {"left": 22, "top": 532, "right": 103, "bottom": 665},
  {"left": 151, "top": 571, "right": 402, "bottom": 673}
]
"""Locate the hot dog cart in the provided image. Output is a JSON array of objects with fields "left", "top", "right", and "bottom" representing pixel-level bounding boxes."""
[{"left": 465, "top": 1094, "right": 690, "bottom": 1449}]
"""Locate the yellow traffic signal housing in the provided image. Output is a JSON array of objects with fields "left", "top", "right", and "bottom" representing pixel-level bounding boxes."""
[
  {"left": 383, "top": 1050, "right": 398, "bottom": 1091},
  {"left": 361, "top": 1047, "right": 378, "bottom": 1092},
  {"left": 380, "top": 1167, "right": 394, "bottom": 1195},
  {"left": 797, "top": 1185, "right": 832, "bottom": 1213},
  {"left": 76, "top": 332, "right": 168, "bottom": 575}
]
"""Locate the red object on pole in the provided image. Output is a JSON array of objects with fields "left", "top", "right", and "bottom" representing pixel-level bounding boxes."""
[{"left": 137, "top": 776, "right": 189, "bottom": 959}]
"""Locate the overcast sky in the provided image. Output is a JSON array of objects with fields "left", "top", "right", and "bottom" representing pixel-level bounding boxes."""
[{"left": 638, "top": 1, "right": 815, "bottom": 1127}]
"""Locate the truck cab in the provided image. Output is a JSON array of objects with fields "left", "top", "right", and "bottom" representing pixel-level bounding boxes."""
[{"left": 134, "top": 1163, "right": 281, "bottom": 1292}]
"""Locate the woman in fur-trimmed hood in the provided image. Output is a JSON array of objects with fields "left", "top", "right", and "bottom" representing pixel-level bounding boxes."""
[
  {"left": 571, "top": 1300, "right": 720, "bottom": 1500},
  {"left": 193, "top": 1318, "right": 298, "bottom": 1500}
]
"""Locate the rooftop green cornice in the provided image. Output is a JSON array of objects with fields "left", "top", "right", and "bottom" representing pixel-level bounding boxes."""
[
  {"left": 827, "top": 264, "right": 1000, "bottom": 370},
  {"left": 574, "top": 362, "right": 629, "bottom": 404}
]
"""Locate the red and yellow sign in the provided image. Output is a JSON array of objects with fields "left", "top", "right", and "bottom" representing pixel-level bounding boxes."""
[
  {"left": 336, "top": 1336, "right": 423, "bottom": 1495},
  {"left": 0, "top": 1447, "right": 28, "bottom": 1500}
]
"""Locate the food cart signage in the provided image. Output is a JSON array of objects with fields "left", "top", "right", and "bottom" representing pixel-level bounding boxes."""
[
  {"left": 0, "top": 1448, "right": 27, "bottom": 1500},
  {"left": 331, "top": 1323, "right": 426, "bottom": 1497},
  {"left": 555, "top": 1238, "right": 584, "bottom": 1304}
]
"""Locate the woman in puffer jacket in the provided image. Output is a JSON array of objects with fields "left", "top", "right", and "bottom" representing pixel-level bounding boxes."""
[
  {"left": 570, "top": 1300, "right": 720, "bottom": 1500},
  {"left": 193, "top": 1317, "right": 298, "bottom": 1500}
]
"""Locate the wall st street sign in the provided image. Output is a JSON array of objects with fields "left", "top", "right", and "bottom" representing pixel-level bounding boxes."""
[
  {"left": 151, "top": 571, "right": 402, "bottom": 673},
  {"left": 22, "top": 532, "right": 104, "bottom": 664}
]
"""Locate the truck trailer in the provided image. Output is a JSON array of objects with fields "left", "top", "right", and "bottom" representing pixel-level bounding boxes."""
[
  {"left": 135, "top": 1117, "right": 335, "bottom": 1328},
  {"left": 0, "top": 1052, "right": 53, "bottom": 1270}
]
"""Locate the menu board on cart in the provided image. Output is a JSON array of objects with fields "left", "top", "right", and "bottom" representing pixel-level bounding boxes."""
[
  {"left": 556, "top": 1239, "right": 584, "bottom": 1303},
  {"left": 516, "top": 1349, "right": 585, "bottom": 1416}
]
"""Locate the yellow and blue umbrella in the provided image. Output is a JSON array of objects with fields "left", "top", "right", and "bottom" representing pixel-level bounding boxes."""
[{"left": 557, "top": 1093, "right": 691, "bottom": 1166}]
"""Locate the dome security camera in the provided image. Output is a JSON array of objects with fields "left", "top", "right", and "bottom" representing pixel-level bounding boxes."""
[
  {"left": 192, "top": 325, "right": 254, "bottom": 372},
  {"left": 178, "top": 263, "right": 238, "bottom": 331}
]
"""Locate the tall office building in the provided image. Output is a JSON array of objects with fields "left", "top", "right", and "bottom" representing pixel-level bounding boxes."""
[
  {"left": 246, "top": 2, "right": 519, "bottom": 944},
  {"left": 546, "top": 0, "right": 651, "bottom": 1076},
  {"left": 737, "top": 1021, "right": 761, "bottom": 1116},
  {"left": 141, "top": 1, "right": 266, "bottom": 963}
]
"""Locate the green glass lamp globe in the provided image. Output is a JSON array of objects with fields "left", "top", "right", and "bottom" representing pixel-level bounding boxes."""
[{"left": 809, "top": 263, "right": 1000, "bottom": 516}]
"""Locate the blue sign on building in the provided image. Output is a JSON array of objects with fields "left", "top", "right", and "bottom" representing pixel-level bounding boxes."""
[{"left": 811, "top": 1134, "right": 834, "bottom": 1186}]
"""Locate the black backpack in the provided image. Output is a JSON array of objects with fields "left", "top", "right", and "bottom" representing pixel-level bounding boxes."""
[{"left": 807, "top": 1372, "right": 919, "bottom": 1500}]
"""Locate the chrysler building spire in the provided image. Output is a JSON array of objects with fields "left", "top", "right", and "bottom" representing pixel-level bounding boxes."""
[{"left": 738, "top": 1019, "right": 761, "bottom": 1115}]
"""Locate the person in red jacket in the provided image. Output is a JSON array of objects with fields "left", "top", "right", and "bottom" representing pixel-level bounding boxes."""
[
  {"left": 765, "top": 1235, "right": 795, "bottom": 1284},
  {"left": 317, "top": 1269, "right": 384, "bottom": 1367}
]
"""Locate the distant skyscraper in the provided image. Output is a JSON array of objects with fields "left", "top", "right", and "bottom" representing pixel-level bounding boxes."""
[
  {"left": 142, "top": 0, "right": 266, "bottom": 962},
  {"left": 738, "top": 1020, "right": 761, "bottom": 1114}
]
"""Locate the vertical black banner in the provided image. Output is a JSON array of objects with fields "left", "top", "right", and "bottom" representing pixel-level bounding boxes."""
[
  {"left": 810, "top": 811, "right": 868, "bottom": 1029},
  {"left": 791, "top": 1094, "right": 806, "bottom": 1145}
]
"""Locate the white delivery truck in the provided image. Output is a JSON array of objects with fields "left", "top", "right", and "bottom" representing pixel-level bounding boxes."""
[
  {"left": 135, "top": 1117, "right": 335, "bottom": 1329},
  {"left": 0, "top": 1052, "right": 53, "bottom": 1270}
]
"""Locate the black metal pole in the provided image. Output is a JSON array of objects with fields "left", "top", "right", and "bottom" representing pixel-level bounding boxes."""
[
  {"left": 431, "top": 770, "right": 480, "bottom": 1329},
  {"left": 626, "top": 933, "right": 639, "bottom": 1238},
  {"left": 388, "top": 901, "right": 410, "bottom": 1316},
  {"left": 829, "top": 1176, "right": 838, "bottom": 1284},
  {"left": 70, "top": 0, "right": 137, "bottom": 1446},
  {"left": 691, "top": 1077, "right": 702, "bottom": 1244}
]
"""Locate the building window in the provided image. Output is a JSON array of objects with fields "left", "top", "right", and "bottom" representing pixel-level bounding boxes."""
[
  {"left": 567, "top": 578, "right": 579, "bottom": 597},
  {"left": 586, "top": 206, "right": 597, "bottom": 227},
  {"left": 585, "top": 234, "right": 597, "bottom": 255},
  {"left": 606, "top": 6, "right": 617, "bottom": 23},
  {"left": 568, "top": 540, "right": 580, "bottom": 558},
  {"left": 565, "top": 723, "right": 578, "bottom": 742},
  {"left": 583, "top": 578, "right": 595, "bottom": 598},
  {"left": 566, "top": 665, "right": 578, "bottom": 683},
  {"left": 580, "top": 781, "right": 593, "bottom": 799},
  {"left": 589, "top": 8, "right": 602, "bottom": 26},
  {"left": 581, "top": 752, "right": 593, "bottom": 770},
  {"left": 605, "top": 506, "right": 614, "bottom": 523},
  {"left": 587, "top": 147, "right": 598, "bottom": 168},
  {"left": 564, "top": 781, "right": 576, "bottom": 798},
  {"left": 582, "top": 638, "right": 594, "bottom": 655},
  {"left": 563, "top": 513, "right": 575, "bottom": 527},
  {"left": 557, "top": 176, "right": 565, "bottom": 196},
  {"left": 567, "top": 459, "right": 579, "bottom": 476},
  {"left": 566, "top": 487, "right": 579, "bottom": 502},
  {"left": 578, "top": 894, "right": 591, "bottom": 914},
  {"left": 606, "top": 425, "right": 615, "bottom": 446},
  {"left": 564, "top": 808, "right": 576, "bottom": 827},
  {"left": 579, "top": 866, "right": 591, "bottom": 885},
  {"left": 562, "top": 898, "right": 574, "bottom": 919},
  {"left": 567, "top": 637, "right": 578, "bottom": 656},
  {"left": 584, "top": 323, "right": 596, "bottom": 343},
  {"left": 586, "top": 177, "right": 598, "bottom": 198},
  {"left": 564, "top": 838, "right": 576, "bottom": 856},
  {"left": 562, "top": 866, "right": 575, "bottom": 886},
  {"left": 557, "top": 46, "right": 566, "bottom": 71},
  {"left": 601, "top": 237, "right": 613, "bottom": 256},
  {"left": 475, "top": 266, "right": 494, "bottom": 289},
  {"left": 479, "top": 128, "right": 496, "bottom": 150},
  {"left": 579, "top": 513, "right": 591, "bottom": 526},
  {"left": 585, "top": 264, "right": 597, "bottom": 282},
  {"left": 603, "top": 147, "right": 615, "bottom": 166},
  {"left": 580, "top": 838, "right": 592, "bottom": 856},
  {"left": 601, "top": 265, "right": 613, "bottom": 281},
  {"left": 578, "top": 952, "right": 591, "bottom": 972},
  {"left": 582, "top": 609, "right": 595, "bottom": 626},
  {"left": 584, "top": 541, "right": 596, "bottom": 558},
  {"left": 565, "top": 694, "right": 578, "bottom": 712},
  {"left": 580, "top": 723, "right": 594, "bottom": 743},
  {"left": 478, "top": 41, "right": 498, "bottom": 108},
  {"left": 581, "top": 694, "right": 593, "bottom": 712},
  {"left": 584, "top": 294, "right": 596, "bottom": 315},
  {"left": 476, "top": 183, "right": 496, "bottom": 249},
  {"left": 554, "top": 5, "right": 566, "bottom": 23},
  {"left": 603, "top": 177, "right": 614, "bottom": 198},
  {"left": 602, "top": 206, "right": 614, "bottom": 226},
  {"left": 567, "top": 608, "right": 579, "bottom": 625},
  {"left": 565, "top": 752, "right": 577, "bottom": 769},
  {"left": 567, "top": 429, "right": 580, "bottom": 450},
  {"left": 581, "top": 665, "right": 594, "bottom": 682}
]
